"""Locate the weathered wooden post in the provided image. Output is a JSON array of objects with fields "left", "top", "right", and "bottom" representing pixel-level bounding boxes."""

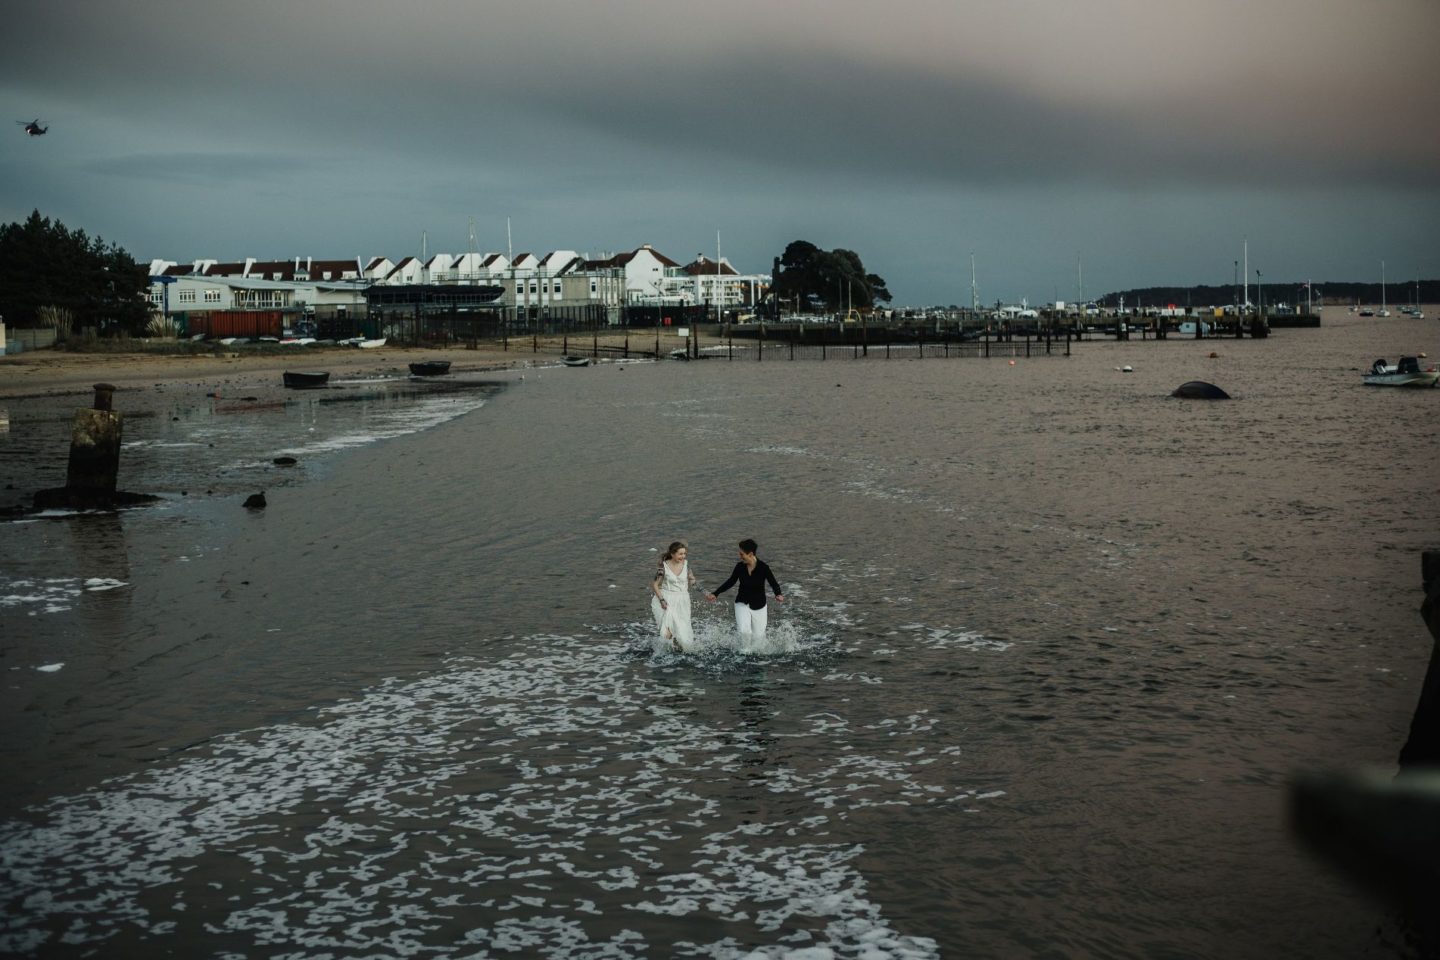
[{"left": 66, "top": 384, "right": 122, "bottom": 498}]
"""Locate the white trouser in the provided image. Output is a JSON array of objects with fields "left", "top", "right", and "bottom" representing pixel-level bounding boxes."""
[{"left": 734, "top": 603, "right": 768, "bottom": 645}]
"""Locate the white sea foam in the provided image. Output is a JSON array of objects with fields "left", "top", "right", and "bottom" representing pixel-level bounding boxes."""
[
  {"left": 0, "top": 635, "right": 978, "bottom": 957},
  {"left": 746, "top": 445, "right": 809, "bottom": 456},
  {"left": 271, "top": 394, "right": 488, "bottom": 460},
  {"left": 0, "top": 576, "right": 130, "bottom": 616},
  {"left": 898, "top": 623, "right": 1011, "bottom": 653},
  {"left": 122, "top": 440, "right": 206, "bottom": 449},
  {"left": 640, "top": 611, "right": 818, "bottom": 659}
]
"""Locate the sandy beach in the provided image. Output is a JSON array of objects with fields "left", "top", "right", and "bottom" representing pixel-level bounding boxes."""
[{"left": 0, "top": 343, "right": 535, "bottom": 400}]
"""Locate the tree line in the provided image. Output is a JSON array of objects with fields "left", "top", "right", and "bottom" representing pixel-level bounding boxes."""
[
  {"left": 765, "top": 241, "right": 891, "bottom": 317},
  {"left": 0, "top": 211, "right": 151, "bottom": 334},
  {"left": 1101, "top": 280, "right": 1438, "bottom": 309}
]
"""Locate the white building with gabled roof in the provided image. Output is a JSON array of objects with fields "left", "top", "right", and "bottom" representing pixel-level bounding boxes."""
[
  {"left": 423, "top": 254, "right": 456, "bottom": 283},
  {"left": 362, "top": 257, "right": 394, "bottom": 281},
  {"left": 582, "top": 245, "right": 681, "bottom": 300},
  {"left": 385, "top": 257, "right": 426, "bottom": 285}
]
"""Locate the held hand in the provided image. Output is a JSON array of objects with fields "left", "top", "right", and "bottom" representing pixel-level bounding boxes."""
[
  {"left": 773, "top": 594, "right": 784, "bottom": 603},
  {"left": 704, "top": 593, "right": 716, "bottom": 602}
]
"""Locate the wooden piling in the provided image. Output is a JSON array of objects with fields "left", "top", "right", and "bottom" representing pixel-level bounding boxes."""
[{"left": 65, "top": 385, "right": 122, "bottom": 497}]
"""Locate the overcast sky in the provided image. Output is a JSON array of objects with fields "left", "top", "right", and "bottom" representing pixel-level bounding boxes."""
[{"left": 3, "top": 0, "right": 1437, "bottom": 305}]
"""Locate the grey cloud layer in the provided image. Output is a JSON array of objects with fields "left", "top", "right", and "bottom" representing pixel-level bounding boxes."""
[{"left": 4, "top": 0, "right": 1437, "bottom": 301}]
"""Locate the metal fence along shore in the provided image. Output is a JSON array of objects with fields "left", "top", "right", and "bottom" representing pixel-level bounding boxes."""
[
  {"left": 376, "top": 308, "right": 1302, "bottom": 361},
  {"left": 479, "top": 324, "right": 1071, "bottom": 362}
]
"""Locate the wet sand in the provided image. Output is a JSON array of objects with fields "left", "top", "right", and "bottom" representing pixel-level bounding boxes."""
[{"left": 0, "top": 343, "right": 531, "bottom": 400}]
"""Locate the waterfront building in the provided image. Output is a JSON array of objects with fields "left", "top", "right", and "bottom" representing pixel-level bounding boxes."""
[{"left": 147, "top": 243, "right": 771, "bottom": 328}]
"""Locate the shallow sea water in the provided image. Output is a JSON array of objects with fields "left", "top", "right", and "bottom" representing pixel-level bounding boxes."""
[{"left": 1, "top": 318, "right": 1437, "bottom": 958}]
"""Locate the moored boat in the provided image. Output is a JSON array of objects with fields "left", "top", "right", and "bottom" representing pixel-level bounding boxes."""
[
  {"left": 561, "top": 356, "right": 591, "bottom": 367},
  {"left": 282, "top": 370, "right": 330, "bottom": 389},
  {"left": 1363, "top": 357, "right": 1438, "bottom": 388},
  {"left": 408, "top": 360, "right": 452, "bottom": 376}
]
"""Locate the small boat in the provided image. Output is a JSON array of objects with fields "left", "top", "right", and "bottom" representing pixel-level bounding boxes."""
[
  {"left": 409, "top": 360, "right": 452, "bottom": 376},
  {"left": 1363, "top": 357, "right": 1439, "bottom": 387},
  {"left": 667, "top": 349, "right": 691, "bottom": 361},
  {"left": 561, "top": 356, "right": 591, "bottom": 367},
  {"left": 358, "top": 338, "right": 387, "bottom": 349},
  {"left": 282, "top": 370, "right": 330, "bottom": 389}
]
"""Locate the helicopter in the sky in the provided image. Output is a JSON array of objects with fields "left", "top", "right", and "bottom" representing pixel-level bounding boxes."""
[{"left": 17, "top": 119, "right": 48, "bottom": 136}]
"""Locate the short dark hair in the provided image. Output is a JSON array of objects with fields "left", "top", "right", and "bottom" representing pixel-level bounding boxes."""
[{"left": 738, "top": 538, "right": 758, "bottom": 554}]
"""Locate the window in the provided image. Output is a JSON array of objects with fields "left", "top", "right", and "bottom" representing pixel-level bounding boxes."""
[
  {"left": 149, "top": 291, "right": 163, "bottom": 305},
  {"left": 553, "top": 281, "right": 562, "bottom": 295},
  {"left": 178, "top": 289, "right": 196, "bottom": 303},
  {"left": 529, "top": 281, "right": 538, "bottom": 295},
  {"left": 204, "top": 289, "right": 221, "bottom": 303},
  {"left": 590, "top": 280, "right": 598, "bottom": 294}
]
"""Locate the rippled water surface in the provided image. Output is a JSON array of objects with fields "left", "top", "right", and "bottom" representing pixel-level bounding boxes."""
[{"left": 2, "top": 319, "right": 1437, "bottom": 957}]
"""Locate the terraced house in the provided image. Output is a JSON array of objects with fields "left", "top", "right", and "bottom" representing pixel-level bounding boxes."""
[{"left": 148, "top": 245, "right": 769, "bottom": 326}]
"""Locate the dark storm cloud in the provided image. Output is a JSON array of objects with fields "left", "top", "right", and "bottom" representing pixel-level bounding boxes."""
[
  {"left": 514, "top": 47, "right": 1440, "bottom": 192},
  {"left": 87, "top": 152, "right": 319, "bottom": 186},
  {"left": 4, "top": 0, "right": 1438, "bottom": 302},
  {"left": 9, "top": 0, "right": 1436, "bottom": 190}
]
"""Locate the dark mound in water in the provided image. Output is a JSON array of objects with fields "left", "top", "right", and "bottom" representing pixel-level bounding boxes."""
[{"left": 1172, "top": 381, "right": 1230, "bottom": 399}]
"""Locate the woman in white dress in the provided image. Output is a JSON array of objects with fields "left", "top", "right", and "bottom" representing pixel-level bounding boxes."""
[{"left": 651, "top": 541, "right": 697, "bottom": 652}]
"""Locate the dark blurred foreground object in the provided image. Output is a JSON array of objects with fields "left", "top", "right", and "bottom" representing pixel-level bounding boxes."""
[
  {"left": 1290, "top": 768, "right": 1440, "bottom": 938},
  {"left": 1290, "top": 550, "right": 1440, "bottom": 953},
  {"left": 1400, "top": 551, "right": 1440, "bottom": 766}
]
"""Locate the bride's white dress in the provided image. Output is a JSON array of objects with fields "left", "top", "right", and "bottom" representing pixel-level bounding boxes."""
[{"left": 651, "top": 560, "right": 694, "bottom": 652}]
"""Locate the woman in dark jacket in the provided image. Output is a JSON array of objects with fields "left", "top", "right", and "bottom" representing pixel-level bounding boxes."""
[{"left": 705, "top": 538, "right": 784, "bottom": 647}]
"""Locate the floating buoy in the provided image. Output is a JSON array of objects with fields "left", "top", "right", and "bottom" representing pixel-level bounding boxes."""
[
  {"left": 1008, "top": 360, "right": 1016, "bottom": 366},
  {"left": 1121, "top": 365, "right": 1133, "bottom": 373},
  {"left": 1208, "top": 352, "right": 1219, "bottom": 359}
]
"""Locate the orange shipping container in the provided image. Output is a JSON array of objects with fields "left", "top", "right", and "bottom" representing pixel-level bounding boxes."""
[{"left": 191, "top": 310, "right": 284, "bottom": 339}]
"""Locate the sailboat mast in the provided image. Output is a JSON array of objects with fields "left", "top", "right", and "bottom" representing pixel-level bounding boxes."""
[
  {"left": 716, "top": 230, "right": 721, "bottom": 326},
  {"left": 970, "top": 253, "right": 977, "bottom": 314},
  {"left": 1243, "top": 239, "right": 1248, "bottom": 313}
]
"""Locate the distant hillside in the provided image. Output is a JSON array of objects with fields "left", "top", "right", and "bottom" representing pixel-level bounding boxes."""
[{"left": 1100, "top": 280, "right": 1438, "bottom": 308}]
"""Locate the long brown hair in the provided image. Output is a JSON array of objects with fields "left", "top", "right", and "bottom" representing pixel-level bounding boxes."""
[{"left": 658, "top": 540, "right": 687, "bottom": 572}]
